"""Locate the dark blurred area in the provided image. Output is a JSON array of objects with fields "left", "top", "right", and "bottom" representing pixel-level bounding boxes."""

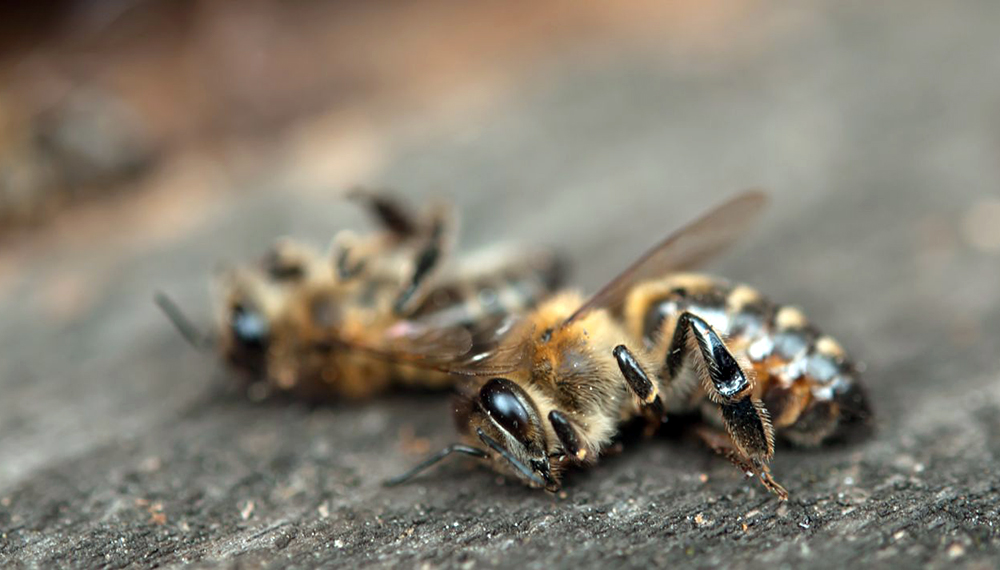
[
  {"left": 2, "top": 1, "right": 1000, "bottom": 567},
  {"left": 0, "top": 0, "right": 767, "bottom": 315},
  {"left": 0, "top": 0, "right": 689, "bottom": 233}
]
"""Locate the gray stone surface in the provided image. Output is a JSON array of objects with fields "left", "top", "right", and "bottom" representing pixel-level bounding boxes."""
[{"left": 2, "top": 1, "right": 1000, "bottom": 568}]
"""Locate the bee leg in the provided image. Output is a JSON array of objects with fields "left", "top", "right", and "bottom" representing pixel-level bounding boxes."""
[
  {"left": 693, "top": 425, "right": 788, "bottom": 500},
  {"left": 613, "top": 345, "right": 666, "bottom": 422},
  {"left": 262, "top": 239, "right": 311, "bottom": 282},
  {"left": 667, "top": 312, "right": 784, "bottom": 499},
  {"left": 338, "top": 189, "right": 427, "bottom": 281},
  {"left": 666, "top": 312, "right": 773, "bottom": 460},
  {"left": 393, "top": 209, "right": 451, "bottom": 315},
  {"left": 348, "top": 187, "right": 420, "bottom": 238},
  {"left": 330, "top": 232, "right": 367, "bottom": 281},
  {"left": 548, "top": 410, "right": 588, "bottom": 462}
]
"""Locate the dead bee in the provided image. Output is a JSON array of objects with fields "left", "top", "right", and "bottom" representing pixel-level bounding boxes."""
[
  {"left": 156, "top": 190, "right": 566, "bottom": 400},
  {"left": 387, "top": 191, "right": 871, "bottom": 499}
]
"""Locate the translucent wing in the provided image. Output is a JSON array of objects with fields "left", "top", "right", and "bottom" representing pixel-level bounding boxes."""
[
  {"left": 563, "top": 190, "right": 768, "bottom": 326},
  {"left": 316, "top": 320, "right": 473, "bottom": 368},
  {"left": 404, "top": 313, "right": 533, "bottom": 376},
  {"left": 437, "top": 316, "right": 535, "bottom": 377},
  {"left": 316, "top": 314, "right": 527, "bottom": 375},
  {"left": 380, "top": 319, "right": 475, "bottom": 358}
]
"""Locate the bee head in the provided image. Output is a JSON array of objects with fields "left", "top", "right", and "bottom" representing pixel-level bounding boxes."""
[{"left": 466, "top": 377, "right": 557, "bottom": 490}]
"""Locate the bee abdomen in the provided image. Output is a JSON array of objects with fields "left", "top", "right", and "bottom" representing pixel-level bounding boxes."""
[
  {"left": 631, "top": 273, "right": 871, "bottom": 445},
  {"left": 747, "top": 308, "right": 871, "bottom": 445}
]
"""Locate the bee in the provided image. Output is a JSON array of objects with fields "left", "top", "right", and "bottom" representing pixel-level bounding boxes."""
[
  {"left": 387, "top": 191, "right": 872, "bottom": 499},
  {"left": 156, "top": 190, "right": 566, "bottom": 400}
]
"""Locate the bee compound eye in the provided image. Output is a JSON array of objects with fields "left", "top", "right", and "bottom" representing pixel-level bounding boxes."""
[
  {"left": 230, "top": 304, "right": 269, "bottom": 350},
  {"left": 479, "top": 378, "right": 533, "bottom": 444}
]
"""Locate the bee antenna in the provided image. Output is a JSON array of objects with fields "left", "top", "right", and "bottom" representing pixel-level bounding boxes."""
[
  {"left": 153, "top": 291, "right": 213, "bottom": 350},
  {"left": 383, "top": 443, "right": 488, "bottom": 487},
  {"left": 476, "top": 428, "right": 546, "bottom": 487}
]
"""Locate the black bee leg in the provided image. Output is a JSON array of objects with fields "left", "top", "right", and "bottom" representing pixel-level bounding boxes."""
[
  {"left": 329, "top": 230, "right": 368, "bottom": 281},
  {"left": 348, "top": 187, "right": 419, "bottom": 238},
  {"left": 613, "top": 345, "right": 666, "bottom": 421},
  {"left": 667, "top": 312, "right": 784, "bottom": 498},
  {"left": 393, "top": 213, "right": 450, "bottom": 315},
  {"left": 548, "top": 410, "right": 587, "bottom": 462},
  {"left": 667, "top": 312, "right": 774, "bottom": 460},
  {"left": 693, "top": 426, "right": 788, "bottom": 500},
  {"left": 335, "top": 240, "right": 366, "bottom": 280}
]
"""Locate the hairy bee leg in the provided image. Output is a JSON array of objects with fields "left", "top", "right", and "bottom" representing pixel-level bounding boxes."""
[
  {"left": 393, "top": 212, "right": 450, "bottom": 315},
  {"left": 693, "top": 426, "right": 788, "bottom": 500},
  {"left": 613, "top": 345, "right": 666, "bottom": 421},
  {"left": 348, "top": 188, "right": 420, "bottom": 238},
  {"left": 329, "top": 230, "right": 369, "bottom": 281},
  {"left": 666, "top": 312, "right": 775, "bottom": 464},
  {"left": 548, "top": 410, "right": 587, "bottom": 461},
  {"left": 334, "top": 240, "right": 366, "bottom": 280}
]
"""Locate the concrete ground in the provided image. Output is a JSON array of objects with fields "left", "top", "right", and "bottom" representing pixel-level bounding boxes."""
[{"left": 1, "top": 1, "right": 999, "bottom": 568}]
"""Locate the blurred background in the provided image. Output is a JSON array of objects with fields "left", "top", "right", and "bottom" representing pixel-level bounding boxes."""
[{"left": 2, "top": 1, "right": 1000, "bottom": 566}]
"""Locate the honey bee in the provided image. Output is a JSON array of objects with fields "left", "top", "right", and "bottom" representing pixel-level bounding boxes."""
[
  {"left": 387, "top": 191, "right": 872, "bottom": 499},
  {"left": 156, "top": 190, "right": 566, "bottom": 400}
]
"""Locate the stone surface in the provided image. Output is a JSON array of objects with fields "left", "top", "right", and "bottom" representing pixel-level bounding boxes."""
[{"left": 2, "top": 1, "right": 1000, "bottom": 568}]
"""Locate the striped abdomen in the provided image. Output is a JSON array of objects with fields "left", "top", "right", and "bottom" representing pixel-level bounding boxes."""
[{"left": 623, "top": 273, "right": 871, "bottom": 445}]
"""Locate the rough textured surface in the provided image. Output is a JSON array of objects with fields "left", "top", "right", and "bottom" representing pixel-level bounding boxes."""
[{"left": 2, "top": 1, "right": 1000, "bottom": 568}]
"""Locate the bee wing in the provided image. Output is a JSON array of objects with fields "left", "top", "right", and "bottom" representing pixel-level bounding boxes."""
[
  {"left": 318, "top": 313, "right": 528, "bottom": 375},
  {"left": 399, "top": 312, "right": 534, "bottom": 376},
  {"left": 563, "top": 190, "right": 769, "bottom": 326},
  {"left": 330, "top": 320, "right": 475, "bottom": 366},
  {"left": 440, "top": 316, "right": 535, "bottom": 377}
]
